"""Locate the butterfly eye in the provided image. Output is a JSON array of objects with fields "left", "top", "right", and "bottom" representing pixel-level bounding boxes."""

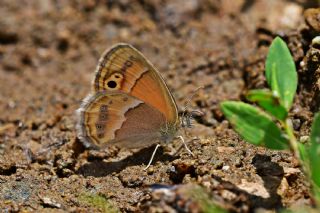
[
  {"left": 105, "top": 73, "right": 123, "bottom": 90},
  {"left": 107, "top": 81, "right": 117, "bottom": 88}
]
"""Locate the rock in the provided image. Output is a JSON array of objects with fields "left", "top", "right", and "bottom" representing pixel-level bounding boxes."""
[
  {"left": 217, "top": 146, "right": 235, "bottom": 155},
  {"left": 222, "top": 165, "right": 230, "bottom": 171},
  {"left": 220, "top": 189, "right": 237, "bottom": 200},
  {"left": 280, "top": 3, "right": 303, "bottom": 28},
  {"left": 40, "top": 197, "right": 62, "bottom": 208},
  {"left": 169, "top": 160, "right": 196, "bottom": 184},
  {"left": 312, "top": 36, "right": 320, "bottom": 46},
  {"left": 277, "top": 177, "right": 289, "bottom": 197},
  {"left": 238, "top": 179, "right": 269, "bottom": 198},
  {"left": 119, "top": 173, "right": 144, "bottom": 188},
  {"left": 142, "top": 184, "right": 217, "bottom": 213},
  {"left": 304, "top": 8, "right": 320, "bottom": 32},
  {"left": 283, "top": 167, "right": 301, "bottom": 178},
  {"left": 299, "top": 135, "right": 309, "bottom": 143}
]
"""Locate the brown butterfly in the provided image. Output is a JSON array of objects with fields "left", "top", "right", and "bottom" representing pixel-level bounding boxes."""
[{"left": 77, "top": 44, "right": 194, "bottom": 168}]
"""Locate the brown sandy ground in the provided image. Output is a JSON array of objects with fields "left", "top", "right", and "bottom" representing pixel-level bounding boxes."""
[{"left": 0, "top": 0, "right": 319, "bottom": 212}]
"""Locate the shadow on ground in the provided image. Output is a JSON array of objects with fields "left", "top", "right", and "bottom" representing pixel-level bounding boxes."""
[{"left": 77, "top": 145, "right": 178, "bottom": 177}]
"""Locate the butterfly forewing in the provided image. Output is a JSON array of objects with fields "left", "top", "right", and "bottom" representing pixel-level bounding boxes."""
[{"left": 94, "top": 44, "right": 178, "bottom": 124}]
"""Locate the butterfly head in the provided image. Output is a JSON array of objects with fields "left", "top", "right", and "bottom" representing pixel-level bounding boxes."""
[
  {"left": 179, "top": 86, "right": 204, "bottom": 129},
  {"left": 180, "top": 110, "right": 203, "bottom": 129}
]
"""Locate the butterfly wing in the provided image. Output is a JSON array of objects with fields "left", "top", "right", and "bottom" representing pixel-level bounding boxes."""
[
  {"left": 93, "top": 43, "right": 178, "bottom": 124},
  {"left": 77, "top": 91, "right": 173, "bottom": 149}
]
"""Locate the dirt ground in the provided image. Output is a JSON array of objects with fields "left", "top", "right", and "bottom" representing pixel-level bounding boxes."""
[{"left": 0, "top": 0, "right": 320, "bottom": 212}]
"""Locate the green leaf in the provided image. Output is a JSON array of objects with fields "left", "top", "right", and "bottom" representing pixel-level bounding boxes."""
[
  {"left": 265, "top": 37, "right": 297, "bottom": 110},
  {"left": 246, "top": 89, "right": 288, "bottom": 120},
  {"left": 221, "top": 101, "right": 289, "bottom": 150},
  {"left": 309, "top": 113, "right": 320, "bottom": 192}
]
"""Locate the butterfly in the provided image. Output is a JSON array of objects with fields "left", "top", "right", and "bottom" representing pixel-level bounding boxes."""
[{"left": 77, "top": 43, "right": 194, "bottom": 168}]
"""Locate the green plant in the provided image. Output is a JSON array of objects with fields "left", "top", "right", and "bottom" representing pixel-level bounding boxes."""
[
  {"left": 220, "top": 37, "right": 320, "bottom": 208},
  {"left": 78, "top": 193, "right": 119, "bottom": 213}
]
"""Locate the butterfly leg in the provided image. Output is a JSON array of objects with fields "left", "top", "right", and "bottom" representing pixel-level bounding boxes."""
[
  {"left": 144, "top": 144, "right": 161, "bottom": 170},
  {"left": 177, "top": 136, "right": 194, "bottom": 157}
]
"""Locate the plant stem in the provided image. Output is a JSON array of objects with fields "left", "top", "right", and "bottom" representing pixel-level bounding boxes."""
[
  {"left": 283, "top": 118, "right": 320, "bottom": 208},
  {"left": 282, "top": 118, "right": 300, "bottom": 160},
  {"left": 283, "top": 118, "right": 320, "bottom": 203}
]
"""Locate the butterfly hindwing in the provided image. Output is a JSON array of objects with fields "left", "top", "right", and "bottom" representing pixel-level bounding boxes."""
[{"left": 77, "top": 92, "right": 168, "bottom": 149}]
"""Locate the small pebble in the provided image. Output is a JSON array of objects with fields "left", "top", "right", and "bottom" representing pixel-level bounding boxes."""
[
  {"left": 41, "top": 197, "right": 61, "bottom": 209},
  {"left": 222, "top": 165, "right": 230, "bottom": 171},
  {"left": 300, "top": 135, "right": 309, "bottom": 143}
]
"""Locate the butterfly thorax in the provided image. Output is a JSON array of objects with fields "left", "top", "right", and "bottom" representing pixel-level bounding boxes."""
[{"left": 159, "top": 121, "right": 179, "bottom": 143}]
